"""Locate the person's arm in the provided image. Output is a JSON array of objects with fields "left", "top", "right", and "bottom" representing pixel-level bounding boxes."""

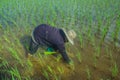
[{"left": 57, "top": 44, "right": 70, "bottom": 63}]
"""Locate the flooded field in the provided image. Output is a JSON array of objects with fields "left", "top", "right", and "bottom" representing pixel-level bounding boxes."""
[
  {"left": 0, "top": 0, "right": 120, "bottom": 80},
  {"left": 0, "top": 27, "right": 120, "bottom": 80},
  {"left": 28, "top": 40, "right": 120, "bottom": 80}
]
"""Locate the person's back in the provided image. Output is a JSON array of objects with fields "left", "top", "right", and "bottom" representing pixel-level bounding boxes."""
[{"left": 33, "top": 24, "right": 64, "bottom": 47}]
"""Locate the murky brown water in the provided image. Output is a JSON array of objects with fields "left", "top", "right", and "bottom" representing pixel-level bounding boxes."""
[
  {"left": 21, "top": 38, "right": 120, "bottom": 80},
  {"left": 0, "top": 30, "right": 120, "bottom": 80}
]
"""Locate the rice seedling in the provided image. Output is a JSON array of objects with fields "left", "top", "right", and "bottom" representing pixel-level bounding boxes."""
[
  {"left": 106, "top": 47, "right": 113, "bottom": 60},
  {"left": 0, "top": 58, "right": 9, "bottom": 76},
  {"left": 44, "top": 65, "right": 61, "bottom": 80},
  {"left": 57, "top": 67, "right": 64, "bottom": 74},
  {"left": 55, "top": 55, "right": 62, "bottom": 62},
  {"left": 86, "top": 65, "right": 91, "bottom": 80},
  {"left": 53, "top": 74, "right": 61, "bottom": 80},
  {"left": 26, "top": 59, "right": 33, "bottom": 68},
  {"left": 99, "top": 25, "right": 110, "bottom": 46},
  {"left": 8, "top": 47, "right": 19, "bottom": 60},
  {"left": 74, "top": 46, "right": 82, "bottom": 64},
  {"left": 76, "top": 52, "right": 82, "bottom": 63},
  {"left": 110, "top": 62, "right": 119, "bottom": 78},
  {"left": 112, "top": 17, "right": 120, "bottom": 45},
  {"left": 94, "top": 46, "right": 101, "bottom": 58},
  {"left": 3, "top": 36, "right": 10, "bottom": 44},
  {"left": 93, "top": 54, "right": 97, "bottom": 68},
  {"left": 8, "top": 47, "right": 23, "bottom": 66},
  {"left": 47, "top": 66, "right": 53, "bottom": 74},
  {"left": 0, "top": 58, "right": 8, "bottom": 68},
  {"left": 9, "top": 66, "right": 21, "bottom": 80},
  {"left": 96, "top": 20, "right": 102, "bottom": 35},
  {"left": 0, "top": 59, "right": 9, "bottom": 80},
  {"left": 42, "top": 69, "right": 50, "bottom": 80},
  {"left": 78, "top": 33, "right": 84, "bottom": 48}
]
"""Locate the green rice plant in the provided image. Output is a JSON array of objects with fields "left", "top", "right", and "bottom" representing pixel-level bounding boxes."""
[
  {"left": 106, "top": 48, "right": 113, "bottom": 60},
  {"left": 78, "top": 33, "right": 84, "bottom": 48},
  {"left": 37, "top": 53, "right": 47, "bottom": 66},
  {"left": 0, "top": 24, "right": 2, "bottom": 29},
  {"left": 73, "top": 46, "right": 82, "bottom": 64},
  {"left": 9, "top": 66, "right": 21, "bottom": 80},
  {"left": 47, "top": 66, "right": 61, "bottom": 80},
  {"left": 23, "top": 77, "right": 31, "bottom": 80},
  {"left": 3, "top": 36, "right": 10, "bottom": 44},
  {"left": 56, "top": 55, "right": 62, "bottom": 62},
  {"left": 47, "top": 66, "right": 53, "bottom": 74},
  {"left": 87, "top": 25, "right": 92, "bottom": 39},
  {"left": 27, "top": 59, "right": 33, "bottom": 68},
  {"left": 0, "top": 59, "right": 9, "bottom": 80},
  {"left": 94, "top": 46, "right": 101, "bottom": 58},
  {"left": 0, "top": 58, "right": 8, "bottom": 68},
  {"left": 110, "top": 62, "right": 119, "bottom": 78},
  {"left": 93, "top": 54, "right": 97, "bottom": 68},
  {"left": 43, "top": 69, "right": 50, "bottom": 80},
  {"left": 90, "top": 34, "right": 96, "bottom": 47},
  {"left": 111, "top": 17, "right": 120, "bottom": 45},
  {"left": 86, "top": 65, "right": 91, "bottom": 80},
  {"left": 57, "top": 67, "right": 64, "bottom": 74},
  {"left": 99, "top": 26, "right": 109, "bottom": 46},
  {"left": 97, "top": 19, "right": 102, "bottom": 34},
  {"left": 76, "top": 52, "right": 82, "bottom": 63},
  {"left": 8, "top": 47, "right": 23, "bottom": 66},
  {"left": 53, "top": 74, "right": 60, "bottom": 80},
  {"left": 8, "top": 47, "right": 19, "bottom": 60},
  {"left": 46, "top": 66, "right": 61, "bottom": 80},
  {"left": 105, "top": 46, "right": 114, "bottom": 63}
]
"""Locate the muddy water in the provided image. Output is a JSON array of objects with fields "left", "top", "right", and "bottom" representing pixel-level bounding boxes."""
[{"left": 22, "top": 38, "right": 120, "bottom": 80}]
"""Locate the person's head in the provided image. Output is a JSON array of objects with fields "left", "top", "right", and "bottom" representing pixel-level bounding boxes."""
[{"left": 62, "top": 29, "right": 76, "bottom": 45}]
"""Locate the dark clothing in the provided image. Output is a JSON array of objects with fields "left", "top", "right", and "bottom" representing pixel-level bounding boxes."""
[
  {"left": 59, "top": 29, "right": 69, "bottom": 43},
  {"left": 29, "top": 38, "right": 39, "bottom": 54},
  {"left": 29, "top": 24, "right": 70, "bottom": 63}
]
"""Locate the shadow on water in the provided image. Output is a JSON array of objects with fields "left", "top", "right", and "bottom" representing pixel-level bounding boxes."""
[{"left": 20, "top": 35, "right": 31, "bottom": 57}]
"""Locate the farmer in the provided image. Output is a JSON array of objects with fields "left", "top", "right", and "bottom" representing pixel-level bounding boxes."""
[{"left": 29, "top": 24, "right": 76, "bottom": 64}]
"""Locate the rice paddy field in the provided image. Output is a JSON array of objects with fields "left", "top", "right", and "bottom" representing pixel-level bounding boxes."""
[{"left": 0, "top": 0, "right": 120, "bottom": 80}]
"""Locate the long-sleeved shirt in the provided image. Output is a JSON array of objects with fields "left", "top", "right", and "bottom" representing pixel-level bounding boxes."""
[{"left": 32, "top": 24, "right": 70, "bottom": 63}]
